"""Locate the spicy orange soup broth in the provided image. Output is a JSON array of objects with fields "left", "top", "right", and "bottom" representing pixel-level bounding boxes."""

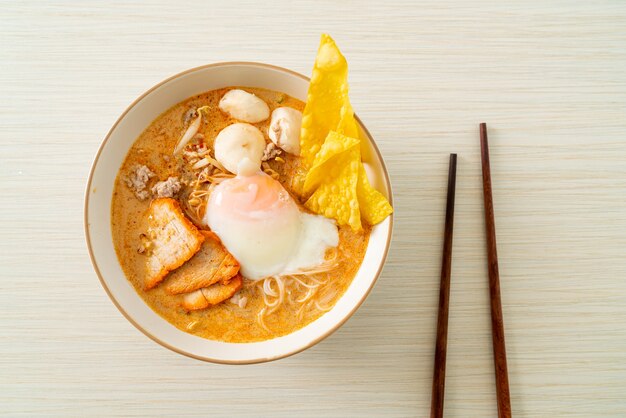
[{"left": 111, "top": 87, "right": 370, "bottom": 342}]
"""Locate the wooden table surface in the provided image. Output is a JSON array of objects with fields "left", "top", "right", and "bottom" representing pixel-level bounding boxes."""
[{"left": 2, "top": 1, "right": 625, "bottom": 416}]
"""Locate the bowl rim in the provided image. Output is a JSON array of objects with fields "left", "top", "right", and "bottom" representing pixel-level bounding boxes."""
[{"left": 84, "top": 61, "right": 394, "bottom": 364}]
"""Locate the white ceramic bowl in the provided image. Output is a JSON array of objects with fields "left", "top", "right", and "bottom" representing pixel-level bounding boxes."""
[{"left": 85, "top": 62, "right": 393, "bottom": 364}]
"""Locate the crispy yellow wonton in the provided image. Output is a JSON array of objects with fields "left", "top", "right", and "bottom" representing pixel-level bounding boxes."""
[
  {"left": 300, "top": 34, "right": 392, "bottom": 230},
  {"left": 304, "top": 131, "right": 362, "bottom": 230},
  {"left": 300, "top": 34, "right": 358, "bottom": 168}
]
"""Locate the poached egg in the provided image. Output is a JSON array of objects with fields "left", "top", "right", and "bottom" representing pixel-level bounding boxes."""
[{"left": 205, "top": 172, "right": 338, "bottom": 280}]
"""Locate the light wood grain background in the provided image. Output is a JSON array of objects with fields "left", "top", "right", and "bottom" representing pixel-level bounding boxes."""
[{"left": 1, "top": 1, "right": 625, "bottom": 417}]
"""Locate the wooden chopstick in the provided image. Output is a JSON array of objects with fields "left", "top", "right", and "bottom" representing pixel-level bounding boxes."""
[
  {"left": 430, "top": 153, "right": 457, "bottom": 418},
  {"left": 480, "top": 123, "right": 512, "bottom": 418}
]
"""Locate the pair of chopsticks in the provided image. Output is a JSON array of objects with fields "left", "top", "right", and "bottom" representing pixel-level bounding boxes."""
[{"left": 429, "top": 124, "right": 511, "bottom": 418}]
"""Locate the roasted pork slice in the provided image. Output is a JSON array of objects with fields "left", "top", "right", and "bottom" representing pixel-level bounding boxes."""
[
  {"left": 144, "top": 198, "right": 205, "bottom": 290},
  {"left": 182, "top": 274, "right": 243, "bottom": 311},
  {"left": 165, "top": 231, "right": 240, "bottom": 295},
  {"left": 181, "top": 289, "right": 211, "bottom": 311}
]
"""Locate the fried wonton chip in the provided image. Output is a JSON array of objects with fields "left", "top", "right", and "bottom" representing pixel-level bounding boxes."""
[
  {"left": 299, "top": 34, "right": 393, "bottom": 228},
  {"left": 357, "top": 164, "right": 394, "bottom": 225},
  {"left": 303, "top": 130, "right": 360, "bottom": 195},
  {"left": 303, "top": 131, "right": 393, "bottom": 230},
  {"left": 305, "top": 132, "right": 362, "bottom": 231},
  {"left": 300, "top": 34, "right": 358, "bottom": 169}
]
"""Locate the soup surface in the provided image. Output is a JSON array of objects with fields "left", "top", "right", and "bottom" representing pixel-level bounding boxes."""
[{"left": 111, "top": 87, "right": 370, "bottom": 343}]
